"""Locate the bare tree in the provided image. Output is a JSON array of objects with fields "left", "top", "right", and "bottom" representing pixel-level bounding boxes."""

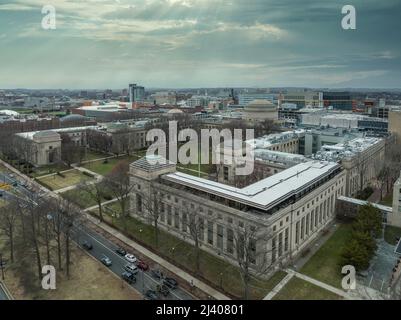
[
  {"left": 232, "top": 224, "right": 273, "bottom": 300},
  {"left": 180, "top": 202, "right": 206, "bottom": 274},
  {"left": 52, "top": 197, "right": 82, "bottom": 278},
  {"left": 0, "top": 201, "right": 18, "bottom": 262},
  {"left": 77, "top": 179, "right": 109, "bottom": 222},
  {"left": 105, "top": 161, "right": 134, "bottom": 231},
  {"left": 139, "top": 182, "right": 164, "bottom": 247}
]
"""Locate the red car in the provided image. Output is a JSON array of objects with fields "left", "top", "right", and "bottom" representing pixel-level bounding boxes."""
[{"left": 136, "top": 260, "right": 149, "bottom": 271}]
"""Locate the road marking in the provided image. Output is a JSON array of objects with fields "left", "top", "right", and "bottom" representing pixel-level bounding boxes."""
[{"left": 75, "top": 225, "right": 183, "bottom": 300}]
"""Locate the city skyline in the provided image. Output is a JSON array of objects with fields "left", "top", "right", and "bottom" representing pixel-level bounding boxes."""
[{"left": 0, "top": 0, "right": 401, "bottom": 89}]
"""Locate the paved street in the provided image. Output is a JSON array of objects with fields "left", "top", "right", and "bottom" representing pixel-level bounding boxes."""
[
  {"left": 0, "top": 165, "right": 194, "bottom": 300},
  {"left": 73, "top": 223, "right": 193, "bottom": 300}
]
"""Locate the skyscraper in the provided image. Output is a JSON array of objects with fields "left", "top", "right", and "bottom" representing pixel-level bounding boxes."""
[{"left": 129, "top": 83, "right": 145, "bottom": 105}]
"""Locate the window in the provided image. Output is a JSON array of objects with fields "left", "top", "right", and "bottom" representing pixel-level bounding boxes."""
[
  {"left": 223, "top": 166, "right": 229, "bottom": 181},
  {"left": 167, "top": 205, "right": 172, "bottom": 225},
  {"left": 181, "top": 213, "right": 187, "bottom": 233},
  {"left": 136, "top": 194, "right": 142, "bottom": 213},
  {"left": 198, "top": 218, "right": 204, "bottom": 241},
  {"left": 207, "top": 221, "right": 214, "bottom": 245},
  {"left": 174, "top": 211, "right": 180, "bottom": 229},
  {"left": 301, "top": 217, "right": 305, "bottom": 240},
  {"left": 217, "top": 225, "right": 224, "bottom": 250},
  {"left": 278, "top": 232, "right": 283, "bottom": 257},
  {"left": 272, "top": 237, "right": 277, "bottom": 263},
  {"left": 284, "top": 228, "right": 289, "bottom": 252},
  {"left": 249, "top": 238, "right": 256, "bottom": 264},
  {"left": 227, "top": 228, "right": 234, "bottom": 254},
  {"left": 295, "top": 222, "right": 300, "bottom": 244}
]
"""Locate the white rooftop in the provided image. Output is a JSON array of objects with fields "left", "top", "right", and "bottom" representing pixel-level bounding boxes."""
[
  {"left": 313, "top": 137, "right": 382, "bottom": 162},
  {"left": 16, "top": 126, "right": 98, "bottom": 140},
  {"left": 163, "top": 161, "right": 340, "bottom": 211}
]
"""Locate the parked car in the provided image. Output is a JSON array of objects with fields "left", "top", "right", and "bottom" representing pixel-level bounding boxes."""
[
  {"left": 145, "top": 290, "right": 159, "bottom": 300},
  {"left": 125, "top": 253, "right": 137, "bottom": 263},
  {"left": 136, "top": 260, "right": 149, "bottom": 271},
  {"left": 151, "top": 269, "right": 164, "bottom": 279},
  {"left": 82, "top": 241, "right": 93, "bottom": 250},
  {"left": 115, "top": 247, "right": 126, "bottom": 256},
  {"left": 163, "top": 277, "right": 178, "bottom": 289},
  {"left": 100, "top": 256, "right": 112, "bottom": 267},
  {"left": 124, "top": 263, "right": 139, "bottom": 275},
  {"left": 121, "top": 271, "right": 136, "bottom": 284}
]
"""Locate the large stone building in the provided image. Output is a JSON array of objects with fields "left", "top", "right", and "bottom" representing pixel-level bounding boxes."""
[
  {"left": 313, "top": 137, "right": 386, "bottom": 197},
  {"left": 14, "top": 126, "right": 96, "bottom": 166},
  {"left": 389, "top": 171, "right": 401, "bottom": 228},
  {"left": 129, "top": 156, "right": 346, "bottom": 273},
  {"left": 389, "top": 109, "right": 401, "bottom": 141}
]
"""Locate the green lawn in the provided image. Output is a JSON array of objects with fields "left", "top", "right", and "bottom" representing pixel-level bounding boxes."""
[
  {"left": 60, "top": 184, "right": 114, "bottom": 209},
  {"left": 273, "top": 277, "right": 341, "bottom": 300},
  {"left": 81, "top": 150, "right": 109, "bottom": 162},
  {"left": 30, "top": 163, "right": 71, "bottom": 178},
  {"left": 300, "top": 223, "right": 353, "bottom": 289},
  {"left": 37, "top": 170, "right": 93, "bottom": 190},
  {"left": 91, "top": 203, "right": 286, "bottom": 299},
  {"left": 82, "top": 155, "right": 139, "bottom": 176},
  {"left": 384, "top": 225, "right": 401, "bottom": 245}
]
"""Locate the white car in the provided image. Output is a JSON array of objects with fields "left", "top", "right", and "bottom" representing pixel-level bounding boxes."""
[{"left": 125, "top": 253, "right": 137, "bottom": 263}]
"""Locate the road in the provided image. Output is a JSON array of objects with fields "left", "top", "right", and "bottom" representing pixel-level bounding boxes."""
[
  {"left": 0, "top": 170, "right": 194, "bottom": 300},
  {"left": 73, "top": 224, "right": 193, "bottom": 300}
]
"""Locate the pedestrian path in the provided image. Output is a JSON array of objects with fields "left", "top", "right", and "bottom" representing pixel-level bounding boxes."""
[
  {"left": 85, "top": 213, "right": 231, "bottom": 300},
  {"left": 285, "top": 269, "right": 355, "bottom": 300},
  {"left": 83, "top": 198, "right": 118, "bottom": 212},
  {"left": 263, "top": 272, "right": 294, "bottom": 300}
]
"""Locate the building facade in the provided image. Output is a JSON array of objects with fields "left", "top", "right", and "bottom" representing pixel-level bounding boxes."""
[
  {"left": 129, "top": 156, "right": 346, "bottom": 273},
  {"left": 390, "top": 172, "right": 401, "bottom": 228}
]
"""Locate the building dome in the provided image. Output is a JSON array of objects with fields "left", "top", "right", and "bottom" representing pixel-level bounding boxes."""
[
  {"left": 243, "top": 99, "right": 278, "bottom": 121},
  {"left": 60, "top": 114, "right": 88, "bottom": 122},
  {"left": 0, "top": 109, "right": 19, "bottom": 116},
  {"left": 167, "top": 108, "right": 184, "bottom": 114}
]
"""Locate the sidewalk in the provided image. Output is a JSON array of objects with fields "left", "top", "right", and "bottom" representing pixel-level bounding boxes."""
[
  {"left": 286, "top": 269, "right": 355, "bottom": 300},
  {"left": 85, "top": 213, "right": 231, "bottom": 300},
  {"left": 83, "top": 198, "right": 118, "bottom": 212},
  {"left": 263, "top": 272, "right": 294, "bottom": 300},
  {"left": 0, "top": 159, "right": 231, "bottom": 300}
]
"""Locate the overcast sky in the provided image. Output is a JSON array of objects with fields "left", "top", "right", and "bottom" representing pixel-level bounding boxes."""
[{"left": 0, "top": 0, "right": 400, "bottom": 89}]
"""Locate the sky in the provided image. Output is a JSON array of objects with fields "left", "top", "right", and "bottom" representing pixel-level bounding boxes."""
[{"left": 0, "top": 0, "right": 400, "bottom": 89}]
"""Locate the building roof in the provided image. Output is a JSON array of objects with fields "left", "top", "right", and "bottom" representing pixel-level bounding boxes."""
[
  {"left": 313, "top": 137, "right": 383, "bottom": 162},
  {"left": 130, "top": 155, "right": 176, "bottom": 172},
  {"left": 163, "top": 161, "right": 341, "bottom": 211}
]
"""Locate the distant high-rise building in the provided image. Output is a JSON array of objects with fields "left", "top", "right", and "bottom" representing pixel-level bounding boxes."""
[
  {"left": 129, "top": 84, "right": 145, "bottom": 105},
  {"left": 323, "top": 91, "right": 354, "bottom": 110}
]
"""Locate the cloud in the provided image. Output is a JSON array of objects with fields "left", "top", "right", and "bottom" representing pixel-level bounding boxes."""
[{"left": 0, "top": 0, "right": 400, "bottom": 88}]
